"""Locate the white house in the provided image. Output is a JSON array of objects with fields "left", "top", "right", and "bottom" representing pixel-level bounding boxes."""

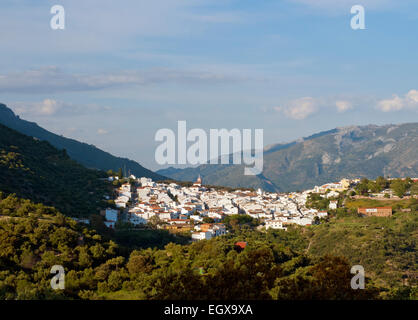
[
  {"left": 158, "top": 212, "right": 172, "bottom": 221},
  {"left": 211, "top": 224, "right": 227, "bottom": 236},
  {"left": 208, "top": 212, "right": 223, "bottom": 220},
  {"left": 191, "top": 231, "right": 212, "bottom": 241},
  {"left": 317, "top": 211, "right": 328, "bottom": 218},
  {"left": 326, "top": 191, "right": 340, "bottom": 199},
  {"left": 294, "top": 217, "right": 313, "bottom": 226},
  {"left": 265, "top": 219, "right": 287, "bottom": 230},
  {"left": 329, "top": 200, "right": 338, "bottom": 210},
  {"left": 190, "top": 215, "right": 204, "bottom": 222},
  {"left": 115, "top": 201, "right": 127, "bottom": 208}
]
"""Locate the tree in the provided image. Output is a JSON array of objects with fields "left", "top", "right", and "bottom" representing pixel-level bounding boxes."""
[
  {"left": 107, "top": 271, "right": 124, "bottom": 291},
  {"left": 127, "top": 253, "right": 153, "bottom": 275},
  {"left": 391, "top": 179, "right": 408, "bottom": 198},
  {"left": 274, "top": 256, "right": 379, "bottom": 300},
  {"left": 202, "top": 217, "right": 215, "bottom": 224},
  {"left": 411, "top": 182, "right": 418, "bottom": 196},
  {"left": 368, "top": 181, "right": 379, "bottom": 193},
  {"left": 90, "top": 243, "right": 106, "bottom": 260},
  {"left": 355, "top": 178, "right": 369, "bottom": 196},
  {"left": 375, "top": 176, "right": 388, "bottom": 191},
  {"left": 148, "top": 215, "right": 163, "bottom": 228},
  {"left": 78, "top": 247, "right": 93, "bottom": 268},
  {"left": 117, "top": 168, "right": 123, "bottom": 179}
]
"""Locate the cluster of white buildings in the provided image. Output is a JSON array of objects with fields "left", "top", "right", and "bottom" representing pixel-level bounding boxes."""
[
  {"left": 73, "top": 176, "right": 415, "bottom": 232},
  {"left": 127, "top": 176, "right": 230, "bottom": 240},
  {"left": 119, "top": 175, "right": 335, "bottom": 237},
  {"left": 72, "top": 175, "right": 352, "bottom": 234}
]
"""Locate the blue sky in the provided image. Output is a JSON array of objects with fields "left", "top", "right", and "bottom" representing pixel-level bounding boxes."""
[{"left": 1, "top": 0, "right": 418, "bottom": 170}]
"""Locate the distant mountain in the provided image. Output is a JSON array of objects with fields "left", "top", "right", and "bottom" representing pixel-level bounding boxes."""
[
  {"left": 0, "top": 103, "right": 165, "bottom": 181},
  {"left": 0, "top": 123, "right": 110, "bottom": 216},
  {"left": 157, "top": 123, "right": 418, "bottom": 192}
]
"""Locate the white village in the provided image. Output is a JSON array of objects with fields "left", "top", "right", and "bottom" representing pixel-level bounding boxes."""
[{"left": 96, "top": 175, "right": 358, "bottom": 241}]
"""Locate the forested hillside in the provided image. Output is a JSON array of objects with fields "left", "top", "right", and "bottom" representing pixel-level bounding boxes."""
[
  {"left": 1, "top": 192, "right": 416, "bottom": 300},
  {"left": 0, "top": 123, "right": 110, "bottom": 216},
  {"left": 0, "top": 193, "right": 380, "bottom": 300}
]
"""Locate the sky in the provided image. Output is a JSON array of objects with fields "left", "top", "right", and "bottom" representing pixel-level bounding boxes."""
[{"left": 1, "top": 0, "right": 418, "bottom": 170}]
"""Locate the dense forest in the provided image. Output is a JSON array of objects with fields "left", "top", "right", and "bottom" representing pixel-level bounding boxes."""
[
  {"left": 0, "top": 193, "right": 416, "bottom": 300},
  {"left": 0, "top": 124, "right": 111, "bottom": 217}
]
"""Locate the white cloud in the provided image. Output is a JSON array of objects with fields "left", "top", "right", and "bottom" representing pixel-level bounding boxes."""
[
  {"left": 273, "top": 96, "right": 358, "bottom": 119},
  {"left": 14, "top": 99, "right": 62, "bottom": 116},
  {"left": 275, "top": 97, "right": 317, "bottom": 120},
  {"left": 377, "top": 90, "right": 418, "bottom": 112},
  {"left": 11, "top": 99, "right": 111, "bottom": 117},
  {"left": 335, "top": 100, "right": 353, "bottom": 113},
  {"left": 0, "top": 66, "right": 245, "bottom": 94},
  {"left": 406, "top": 89, "right": 418, "bottom": 104},
  {"left": 38, "top": 99, "right": 60, "bottom": 115},
  {"left": 377, "top": 95, "right": 404, "bottom": 112},
  {"left": 97, "top": 128, "right": 108, "bottom": 135}
]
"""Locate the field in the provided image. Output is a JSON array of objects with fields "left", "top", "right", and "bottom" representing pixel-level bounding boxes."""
[{"left": 345, "top": 198, "right": 416, "bottom": 212}]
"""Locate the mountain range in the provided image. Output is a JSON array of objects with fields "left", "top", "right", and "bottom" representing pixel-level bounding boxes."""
[
  {"left": 158, "top": 123, "right": 418, "bottom": 192},
  {"left": 0, "top": 103, "right": 165, "bottom": 181},
  {"left": 2, "top": 103, "right": 417, "bottom": 193}
]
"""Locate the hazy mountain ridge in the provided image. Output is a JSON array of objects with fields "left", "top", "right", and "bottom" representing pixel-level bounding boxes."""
[
  {"left": 0, "top": 103, "right": 165, "bottom": 180},
  {"left": 158, "top": 123, "right": 418, "bottom": 192}
]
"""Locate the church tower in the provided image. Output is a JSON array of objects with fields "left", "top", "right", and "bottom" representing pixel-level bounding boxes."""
[{"left": 194, "top": 174, "right": 202, "bottom": 186}]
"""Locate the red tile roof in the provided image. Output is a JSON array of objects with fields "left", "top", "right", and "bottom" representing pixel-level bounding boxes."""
[{"left": 235, "top": 242, "right": 247, "bottom": 249}]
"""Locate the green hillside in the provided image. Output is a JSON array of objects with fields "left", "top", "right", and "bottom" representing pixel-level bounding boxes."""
[
  {"left": 0, "top": 193, "right": 380, "bottom": 300},
  {"left": 0, "top": 103, "right": 165, "bottom": 181},
  {"left": 0, "top": 192, "right": 416, "bottom": 300},
  {"left": 225, "top": 208, "right": 418, "bottom": 299},
  {"left": 0, "top": 123, "right": 110, "bottom": 217},
  {"left": 303, "top": 212, "right": 417, "bottom": 297}
]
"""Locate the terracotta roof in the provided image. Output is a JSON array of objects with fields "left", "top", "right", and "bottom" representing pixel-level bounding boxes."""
[{"left": 235, "top": 242, "right": 247, "bottom": 249}]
